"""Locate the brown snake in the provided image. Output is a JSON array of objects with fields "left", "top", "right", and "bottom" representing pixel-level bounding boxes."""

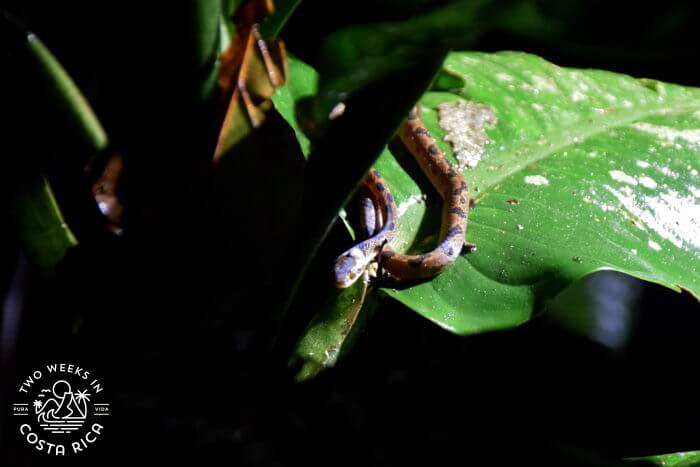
[{"left": 334, "top": 105, "right": 473, "bottom": 288}]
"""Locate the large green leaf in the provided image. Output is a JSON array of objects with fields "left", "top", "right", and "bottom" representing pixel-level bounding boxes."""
[
  {"left": 276, "top": 50, "right": 699, "bottom": 350},
  {"left": 376, "top": 51, "right": 699, "bottom": 334}
]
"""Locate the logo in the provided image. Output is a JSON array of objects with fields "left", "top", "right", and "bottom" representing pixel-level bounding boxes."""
[{"left": 11, "top": 363, "right": 110, "bottom": 456}]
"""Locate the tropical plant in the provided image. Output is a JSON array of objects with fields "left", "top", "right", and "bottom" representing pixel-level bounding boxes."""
[{"left": 2, "top": 0, "right": 698, "bottom": 465}]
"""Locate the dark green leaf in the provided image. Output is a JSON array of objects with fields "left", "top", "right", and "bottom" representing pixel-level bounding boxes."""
[
  {"left": 192, "top": 0, "right": 224, "bottom": 102},
  {"left": 307, "top": 0, "right": 557, "bottom": 127},
  {"left": 309, "top": 0, "right": 487, "bottom": 125},
  {"left": 2, "top": 23, "right": 108, "bottom": 270},
  {"left": 25, "top": 33, "right": 108, "bottom": 157},
  {"left": 292, "top": 274, "right": 375, "bottom": 381},
  {"left": 11, "top": 175, "right": 78, "bottom": 272}
]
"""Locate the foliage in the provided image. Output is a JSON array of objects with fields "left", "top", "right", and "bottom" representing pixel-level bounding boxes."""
[{"left": 2, "top": 1, "right": 698, "bottom": 464}]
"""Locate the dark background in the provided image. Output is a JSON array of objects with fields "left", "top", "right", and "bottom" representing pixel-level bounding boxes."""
[{"left": 1, "top": 1, "right": 699, "bottom": 465}]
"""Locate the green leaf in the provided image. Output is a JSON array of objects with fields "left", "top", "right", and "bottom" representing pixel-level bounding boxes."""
[
  {"left": 25, "top": 33, "right": 108, "bottom": 157},
  {"left": 2, "top": 22, "right": 108, "bottom": 271},
  {"left": 276, "top": 53, "right": 447, "bottom": 317},
  {"left": 628, "top": 451, "right": 700, "bottom": 467},
  {"left": 307, "top": 0, "right": 559, "bottom": 127},
  {"left": 11, "top": 175, "right": 78, "bottom": 272},
  {"left": 375, "top": 51, "right": 700, "bottom": 334},
  {"left": 291, "top": 275, "right": 375, "bottom": 381},
  {"left": 191, "top": 0, "right": 224, "bottom": 102},
  {"left": 310, "top": 0, "right": 485, "bottom": 125},
  {"left": 271, "top": 55, "right": 318, "bottom": 157}
]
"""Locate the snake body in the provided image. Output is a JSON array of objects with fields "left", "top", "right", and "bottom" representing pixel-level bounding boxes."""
[
  {"left": 334, "top": 105, "right": 471, "bottom": 288},
  {"left": 333, "top": 169, "right": 398, "bottom": 288}
]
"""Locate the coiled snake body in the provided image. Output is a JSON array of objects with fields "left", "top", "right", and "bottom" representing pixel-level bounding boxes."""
[{"left": 333, "top": 105, "right": 472, "bottom": 288}]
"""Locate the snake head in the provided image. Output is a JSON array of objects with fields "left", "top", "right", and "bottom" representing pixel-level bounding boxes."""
[{"left": 333, "top": 247, "right": 367, "bottom": 288}]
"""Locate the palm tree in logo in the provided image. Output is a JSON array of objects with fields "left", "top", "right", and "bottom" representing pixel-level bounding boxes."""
[
  {"left": 74, "top": 390, "right": 91, "bottom": 417},
  {"left": 75, "top": 390, "right": 90, "bottom": 403},
  {"left": 33, "top": 400, "right": 43, "bottom": 411}
]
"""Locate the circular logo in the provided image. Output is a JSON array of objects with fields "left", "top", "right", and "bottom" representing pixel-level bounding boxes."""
[{"left": 11, "top": 363, "right": 110, "bottom": 456}]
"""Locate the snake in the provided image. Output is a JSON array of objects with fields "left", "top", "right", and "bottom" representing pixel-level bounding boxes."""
[
  {"left": 333, "top": 168, "right": 398, "bottom": 288},
  {"left": 333, "top": 105, "right": 473, "bottom": 288}
]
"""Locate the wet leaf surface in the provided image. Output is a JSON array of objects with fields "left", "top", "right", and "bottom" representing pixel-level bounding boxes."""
[{"left": 379, "top": 52, "right": 700, "bottom": 334}]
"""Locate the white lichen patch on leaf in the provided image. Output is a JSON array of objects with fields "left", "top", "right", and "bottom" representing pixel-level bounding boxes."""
[
  {"left": 519, "top": 83, "right": 540, "bottom": 95},
  {"left": 608, "top": 170, "right": 658, "bottom": 190},
  {"left": 437, "top": 100, "right": 497, "bottom": 169},
  {"left": 648, "top": 240, "right": 662, "bottom": 251},
  {"left": 638, "top": 176, "right": 658, "bottom": 189},
  {"left": 657, "top": 165, "right": 680, "bottom": 179},
  {"left": 602, "top": 184, "right": 700, "bottom": 250},
  {"left": 636, "top": 160, "right": 651, "bottom": 169},
  {"left": 528, "top": 73, "right": 558, "bottom": 93},
  {"left": 630, "top": 122, "right": 700, "bottom": 148},
  {"left": 571, "top": 90, "right": 586, "bottom": 102},
  {"left": 524, "top": 175, "right": 550, "bottom": 186},
  {"left": 495, "top": 72, "right": 513, "bottom": 82},
  {"left": 609, "top": 170, "right": 638, "bottom": 186}
]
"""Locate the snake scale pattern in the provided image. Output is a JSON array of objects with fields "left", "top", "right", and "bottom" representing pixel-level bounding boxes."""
[{"left": 333, "top": 105, "right": 472, "bottom": 288}]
